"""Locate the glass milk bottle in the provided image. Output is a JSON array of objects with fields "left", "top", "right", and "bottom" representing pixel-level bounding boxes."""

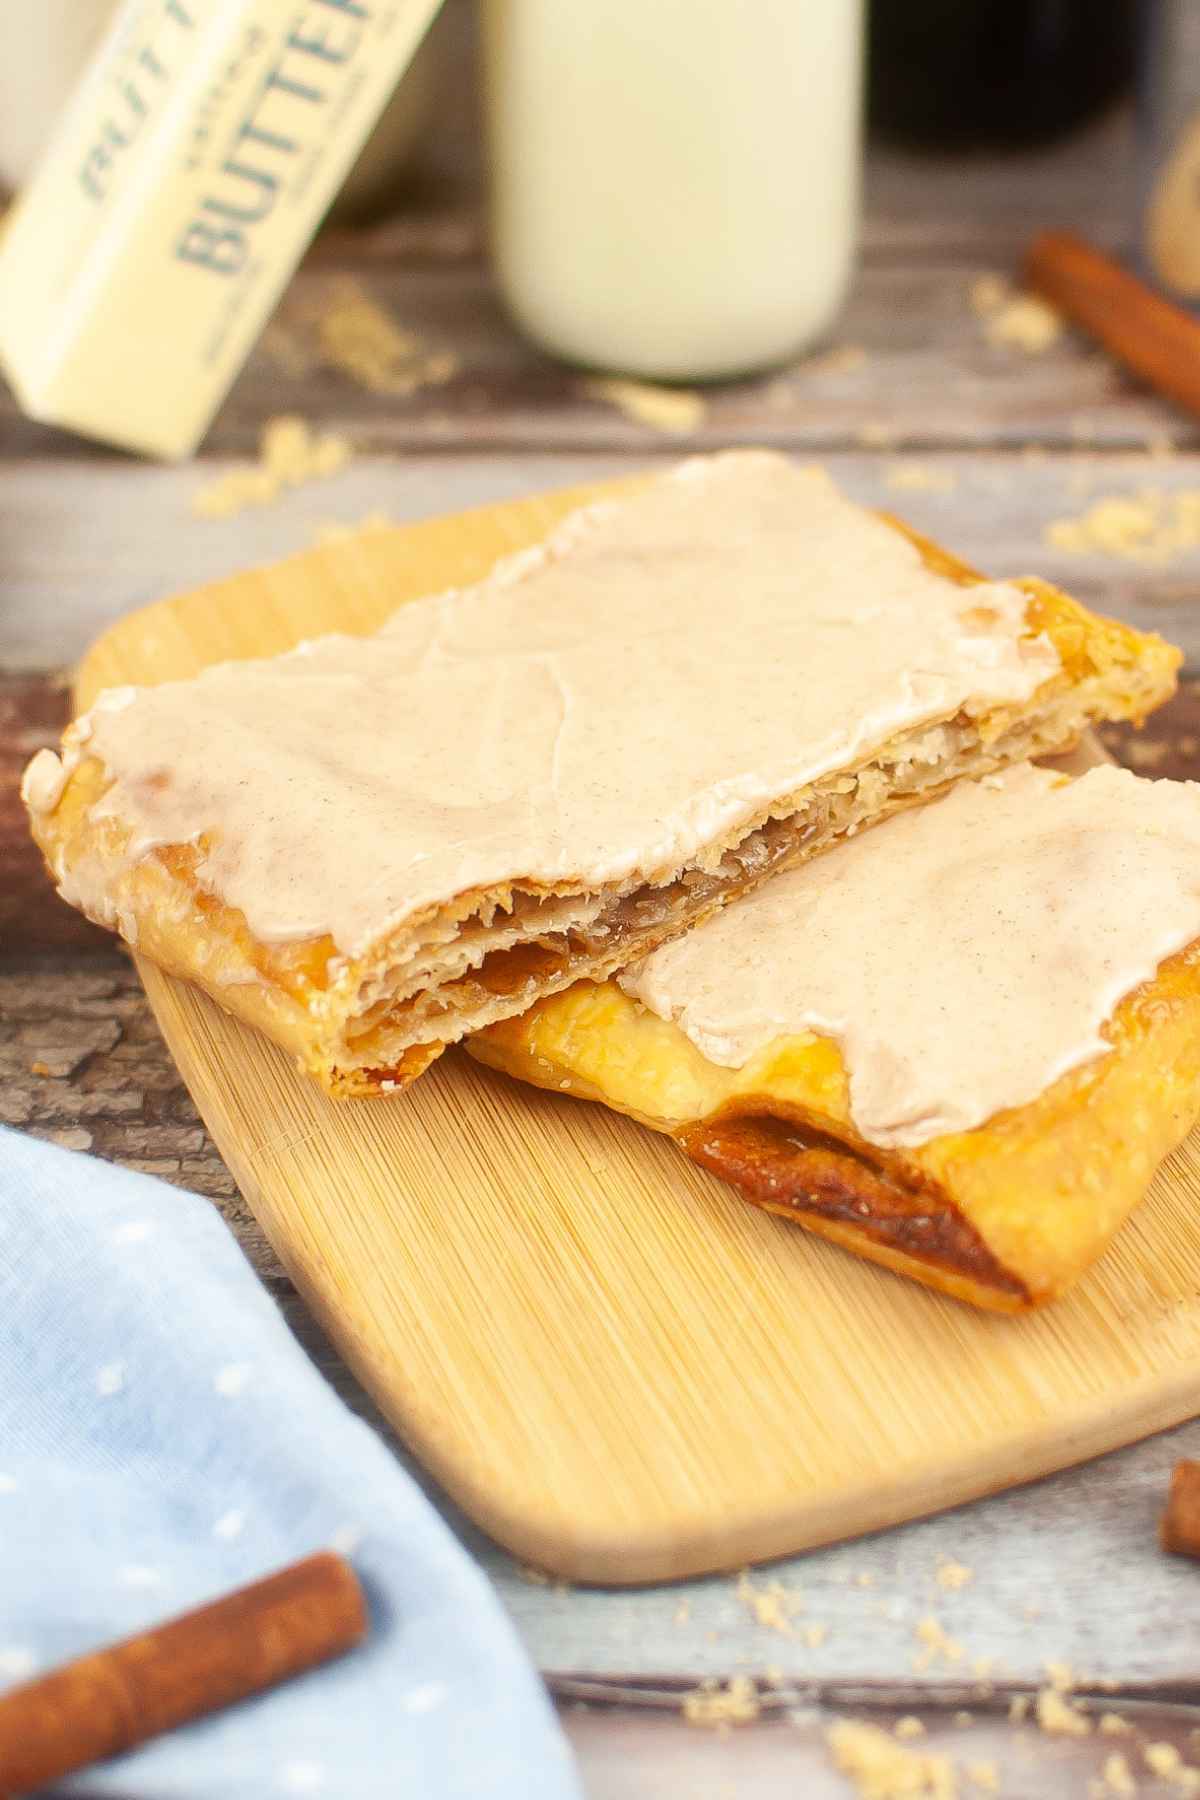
[{"left": 482, "top": 0, "right": 864, "bottom": 382}]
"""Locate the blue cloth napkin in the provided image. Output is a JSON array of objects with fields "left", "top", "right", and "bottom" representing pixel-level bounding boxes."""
[{"left": 0, "top": 1127, "right": 582, "bottom": 1799}]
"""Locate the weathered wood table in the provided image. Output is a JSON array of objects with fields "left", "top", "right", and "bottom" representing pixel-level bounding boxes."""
[{"left": 6, "top": 30, "right": 1200, "bottom": 1789}]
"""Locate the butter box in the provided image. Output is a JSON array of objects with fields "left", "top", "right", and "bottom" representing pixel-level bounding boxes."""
[{"left": 0, "top": 0, "right": 444, "bottom": 459}]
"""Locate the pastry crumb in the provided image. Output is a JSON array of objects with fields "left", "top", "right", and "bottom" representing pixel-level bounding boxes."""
[
  {"left": 913, "top": 1615, "right": 964, "bottom": 1672},
  {"left": 673, "top": 1598, "right": 690, "bottom": 1626},
  {"left": 1036, "top": 1687, "right": 1090, "bottom": 1737},
  {"left": 803, "top": 1621, "right": 828, "bottom": 1649},
  {"left": 1045, "top": 489, "right": 1200, "bottom": 564},
  {"left": 1100, "top": 1714, "right": 1131, "bottom": 1736},
  {"left": 266, "top": 275, "right": 458, "bottom": 396},
  {"left": 954, "top": 1712, "right": 973, "bottom": 1728},
  {"left": 966, "top": 1763, "right": 999, "bottom": 1793},
  {"left": 1009, "top": 1694, "right": 1030, "bottom": 1724},
  {"left": 1143, "top": 1742, "right": 1200, "bottom": 1791},
  {"left": 1101, "top": 1751, "right": 1137, "bottom": 1796},
  {"left": 1044, "top": 1661, "right": 1075, "bottom": 1691},
  {"left": 856, "top": 420, "right": 899, "bottom": 449},
  {"left": 805, "top": 342, "right": 868, "bottom": 377},
  {"left": 894, "top": 1716, "right": 925, "bottom": 1740},
  {"left": 827, "top": 1719, "right": 957, "bottom": 1798},
  {"left": 971, "top": 272, "right": 1063, "bottom": 351},
  {"left": 29, "top": 1060, "right": 51, "bottom": 1077},
  {"left": 935, "top": 1559, "right": 974, "bottom": 1591},
  {"left": 583, "top": 376, "right": 706, "bottom": 435},
  {"left": 885, "top": 462, "right": 957, "bottom": 495},
  {"left": 682, "top": 1675, "right": 760, "bottom": 1729},
  {"left": 192, "top": 416, "right": 352, "bottom": 519},
  {"left": 736, "top": 1570, "right": 804, "bottom": 1636}
]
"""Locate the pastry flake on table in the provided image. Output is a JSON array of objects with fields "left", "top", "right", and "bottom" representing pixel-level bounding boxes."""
[
  {"left": 23, "top": 450, "right": 1180, "bottom": 1098},
  {"left": 470, "top": 764, "right": 1200, "bottom": 1310}
]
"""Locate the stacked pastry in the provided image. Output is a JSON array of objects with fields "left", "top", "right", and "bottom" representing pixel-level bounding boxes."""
[{"left": 25, "top": 450, "right": 1200, "bottom": 1308}]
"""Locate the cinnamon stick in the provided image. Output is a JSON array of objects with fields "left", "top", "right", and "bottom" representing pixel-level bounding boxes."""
[
  {"left": 0, "top": 1549, "right": 367, "bottom": 1794},
  {"left": 1025, "top": 229, "right": 1200, "bottom": 422},
  {"left": 1161, "top": 1458, "right": 1200, "bottom": 1558}
]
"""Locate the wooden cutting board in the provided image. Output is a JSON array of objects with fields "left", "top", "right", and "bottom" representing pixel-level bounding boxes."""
[{"left": 75, "top": 473, "right": 1200, "bottom": 1585}]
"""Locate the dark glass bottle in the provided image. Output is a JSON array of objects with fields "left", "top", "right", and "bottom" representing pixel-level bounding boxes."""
[{"left": 869, "top": 0, "right": 1139, "bottom": 150}]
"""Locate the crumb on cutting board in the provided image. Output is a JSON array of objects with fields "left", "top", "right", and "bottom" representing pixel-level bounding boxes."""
[{"left": 826, "top": 1719, "right": 958, "bottom": 1798}]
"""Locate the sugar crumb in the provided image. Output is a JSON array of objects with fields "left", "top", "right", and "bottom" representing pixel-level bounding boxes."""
[
  {"left": 827, "top": 1720, "right": 957, "bottom": 1798},
  {"left": 192, "top": 416, "right": 352, "bottom": 519},
  {"left": 935, "top": 1560, "right": 974, "bottom": 1592},
  {"left": 967, "top": 1763, "right": 999, "bottom": 1793},
  {"left": 971, "top": 272, "right": 1063, "bottom": 351},
  {"left": 682, "top": 1675, "right": 760, "bottom": 1729},
  {"left": 736, "top": 1570, "right": 804, "bottom": 1636},
  {"left": 885, "top": 461, "right": 957, "bottom": 495},
  {"left": 1036, "top": 1687, "right": 1090, "bottom": 1737},
  {"left": 267, "top": 276, "right": 458, "bottom": 397},
  {"left": 1045, "top": 488, "right": 1200, "bottom": 565},
  {"left": 1143, "top": 1742, "right": 1200, "bottom": 1791},
  {"left": 805, "top": 343, "right": 868, "bottom": 378},
  {"left": 913, "top": 1616, "right": 964, "bottom": 1672},
  {"left": 1102, "top": 1752, "right": 1137, "bottom": 1796},
  {"left": 584, "top": 376, "right": 706, "bottom": 436}
]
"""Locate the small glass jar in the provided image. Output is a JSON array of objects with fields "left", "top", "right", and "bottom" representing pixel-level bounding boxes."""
[{"left": 482, "top": 0, "right": 864, "bottom": 382}]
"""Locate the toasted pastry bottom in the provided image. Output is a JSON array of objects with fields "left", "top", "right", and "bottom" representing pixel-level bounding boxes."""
[{"left": 468, "top": 942, "right": 1200, "bottom": 1309}]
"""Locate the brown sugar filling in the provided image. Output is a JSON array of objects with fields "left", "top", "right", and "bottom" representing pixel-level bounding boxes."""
[{"left": 678, "top": 1106, "right": 1029, "bottom": 1302}]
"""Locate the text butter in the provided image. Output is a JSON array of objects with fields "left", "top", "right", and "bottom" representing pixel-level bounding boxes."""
[{"left": 0, "top": 0, "right": 444, "bottom": 459}]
